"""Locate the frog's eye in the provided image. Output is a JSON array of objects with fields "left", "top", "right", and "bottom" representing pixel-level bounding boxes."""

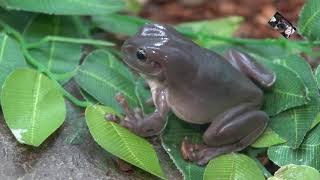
[{"left": 136, "top": 49, "right": 147, "bottom": 61}]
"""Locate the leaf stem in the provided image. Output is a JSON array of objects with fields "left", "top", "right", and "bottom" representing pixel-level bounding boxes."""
[
  {"left": 26, "top": 35, "right": 114, "bottom": 49},
  {"left": 180, "top": 29, "right": 320, "bottom": 48},
  {"left": 0, "top": 20, "right": 90, "bottom": 108}
]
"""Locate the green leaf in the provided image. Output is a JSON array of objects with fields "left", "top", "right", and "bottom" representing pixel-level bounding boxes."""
[
  {"left": 176, "top": 16, "right": 243, "bottom": 48},
  {"left": 203, "top": 153, "right": 264, "bottom": 180},
  {"left": 80, "top": 89, "right": 99, "bottom": 104},
  {"left": 1, "top": 68, "right": 66, "bottom": 146},
  {"left": 0, "top": 0, "right": 125, "bottom": 15},
  {"left": 241, "top": 44, "right": 290, "bottom": 59},
  {"left": 298, "top": 0, "right": 320, "bottom": 40},
  {"left": 24, "top": 15, "right": 82, "bottom": 82},
  {"left": 85, "top": 104, "right": 165, "bottom": 179},
  {"left": 134, "top": 77, "right": 154, "bottom": 114},
  {"left": 268, "top": 55, "right": 320, "bottom": 148},
  {"left": 92, "top": 14, "right": 150, "bottom": 36},
  {"left": 0, "top": 33, "right": 26, "bottom": 97},
  {"left": 161, "top": 114, "right": 205, "bottom": 180},
  {"left": 269, "top": 164, "right": 320, "bottom": 180},
  {"left": 74, "top": 49, "right": 138, "bottom": 112},
  {"left": 268, "top": 124, "right": 320, "bottom": 170},
  {"left": 251, "top": 54, "right": 309, "bottom": 116},
  {"left": 0, "top": 8, "right": 36, "bottom": 33},
  {"left": 315, "top": 64, "right": 320, "bottom": 89},
  {"left": 125, "top": 0, "right": 143, "bottom": 14},
  {"left": 70, "top": 16, "right": 91, "bottom": 38},
  {"left": 176, "top": 16, "right": 243, "bottom": 37},
  {"left": 251, "top": 128, "right": 286, "bottom": 148}
]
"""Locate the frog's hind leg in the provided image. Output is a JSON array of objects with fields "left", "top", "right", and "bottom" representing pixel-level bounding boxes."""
[
  {"left": 224, "top": 49, "right": 276, "bottom": 89},
  {"left": 182, "top": 104, "right": 268, "bottom": 165}
]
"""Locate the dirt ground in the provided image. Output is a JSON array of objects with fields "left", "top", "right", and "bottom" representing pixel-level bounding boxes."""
[{"left": 141, "top": 0, "right": 305, "bottom": 39}]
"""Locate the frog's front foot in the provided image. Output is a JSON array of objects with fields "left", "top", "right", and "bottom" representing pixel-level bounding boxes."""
[
  {"left": 104, "top": 93, "right": 144, "bottom": 134},
  {"left": 181, "top": 138, "right": 219, "bottom": 166},
  {"left": 106, "top": 93, "right": 167, "bottom": 137}
]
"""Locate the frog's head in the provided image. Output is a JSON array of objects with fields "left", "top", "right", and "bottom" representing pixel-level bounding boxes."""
[{"left": 121, "top": 23, "right": 192, "bottom": 81}]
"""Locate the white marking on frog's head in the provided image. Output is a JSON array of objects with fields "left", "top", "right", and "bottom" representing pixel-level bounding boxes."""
[
  {"left": 154, "top": 38, "right": 169, "bottom": 47},
  {"left": 11, "top": 129, "right": 28, "bottom": 143},
  {"left": 153, "top": 24, "right": 166, "bottom": 30}
]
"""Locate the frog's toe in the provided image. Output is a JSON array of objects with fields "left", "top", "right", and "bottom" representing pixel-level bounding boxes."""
[
  {"left": 133, "top": 107, "right": 143, "bottom": 119},
  {"left": 180, "top": 138, "right": 213, "bottom": 165},
  {"left": 195, "top": 148, "right": 219, "bottom": 165},
  {"left": 181, "top": 137, "right": 196, "bottom": 161},
  {"left": 105, "top": 113, "right": 120, "bottom": 123}
]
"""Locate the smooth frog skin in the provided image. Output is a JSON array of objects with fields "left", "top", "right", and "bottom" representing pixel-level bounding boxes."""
[{"left": 109, "top": 23, "right": 276, "bottom": 165}]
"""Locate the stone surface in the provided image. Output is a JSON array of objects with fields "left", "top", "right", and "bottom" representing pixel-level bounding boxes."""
[{"left": 0, "top": 82, "right": 181, "bottom": 180}]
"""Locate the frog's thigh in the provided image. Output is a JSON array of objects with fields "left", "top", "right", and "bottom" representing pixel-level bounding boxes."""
[
  {"left": 203, "top": 106, "right": 267, "bottom": 148},
  {"left": 224, "top": 49, "right": 276, "bottom": 88}
]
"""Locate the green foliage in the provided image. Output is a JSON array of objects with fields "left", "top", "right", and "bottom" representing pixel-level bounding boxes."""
[
  {"left": 298, "top": 0, "right": 320, "bottom": 40},
  {"left": 0, "top": 33, "right": 26, "bottom": 96},
  {"left": 0, "top": 0, "right": 125, "bottom": 15},
  {"left": 269, "top": 164, "right": 320, "bottom": 180},
  {"left": 161, "top": 114, "right": 205, "bottom": 180},
  {"left": 85, "top": 104, "right": 165, "bottom": 179},
  {"left": 1, "top": 0, "right": 320, "bottom": 179},
  {"left": 203, "top": 153, "right": 264, "bottom": 180},
  {"left": 253, "top": 56, "right": 309, "bottom": 116},
  {"left": 1, "top": 68, "right": 66, "bottom": 146},
  {"left": 74, "top": 49, "right": 138, "bottom": 112},
  {"left": 24, "top": 15, "right": 82, "bottom": 82},
  {"left": 92, "top": 14, "right": 150, "bottom": 36},
  {"left": 268, "top": 55, "right": 320, "bottom": 148},
  {"left": 268, "top": 123, "right": 320, "bottom": 170},
  {"left": 251, "top": 128, "right": 286, "bottom": 148},
  {"left": 176, "top": 16, "right": 243, "bottom": 47},
  {"left": 315, "top": 64, "right": 320, "bottom": 89},
  {"left": 0, "top": 8, "right": 36, "bottom": 33},
  {"left": 125, "top": 0, "right": 143, "bottom": 14}
]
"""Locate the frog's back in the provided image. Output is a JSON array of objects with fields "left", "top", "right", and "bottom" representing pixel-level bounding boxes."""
[{"left": 166, "top": 48, "right": 263, "bottom": 124}]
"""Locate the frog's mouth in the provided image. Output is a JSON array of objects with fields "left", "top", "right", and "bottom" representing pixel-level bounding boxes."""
[{"left": 123, "top": 55, "right": 165, "bottom": 80}]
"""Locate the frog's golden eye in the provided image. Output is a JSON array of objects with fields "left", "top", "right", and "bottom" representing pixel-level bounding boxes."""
[{"left": 136, "top": 49, "right": 147, "bottom": 62}]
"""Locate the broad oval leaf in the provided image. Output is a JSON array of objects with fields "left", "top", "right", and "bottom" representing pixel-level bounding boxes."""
[
  {"left": 161, "top": 114, "right": 205, "bottom": 180},
  {"left": 268, "top": 124, "right": 320, "bottom": 170},
  {"left": 23, "top": 15, "right": 82, "bottom": 83},
  {"left": 298, "top": 0, "right": 320, "bottom": 40},
  {"left": 1, "top": 68, "right": 66, "bottom": 146},
  {"left": 251, "top": 128, "right": 286, "bottom": 148},
  {"left": 269, "top": 164, "right": 320, "bottom": 180},
  {"left": 0, "top": 33, "right": 26, "bottom": 97},
  {"left": 256, "top": 57, "right": 308, "bottom": 116},
  {"left": 203, "top": 153, "right": 264, "bottom": 180},
  {"left": 0, "top": 0, "right": 125, "bottom": 15},
  {"left": 85, "top": 104, "right": 165, "bottom": 179},
  {"left": 92, "top": 14, "right": 150, "bottom": 36},
  {"left": 268, "top": 55, "right": 320, "bottom": 148},
  {"left": 74, "top": 49, "right": 137, "bottom": 112}
]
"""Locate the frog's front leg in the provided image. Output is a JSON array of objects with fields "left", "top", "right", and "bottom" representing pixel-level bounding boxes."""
[
  {"left": 106, "top": 89, "right": 170, "bottom": 137},
  {"left": 182, "top": 104, "right": 268, "bottom": 165},
  {"left": 224, "top": 49, "right": 276, "bottom": 88}
]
